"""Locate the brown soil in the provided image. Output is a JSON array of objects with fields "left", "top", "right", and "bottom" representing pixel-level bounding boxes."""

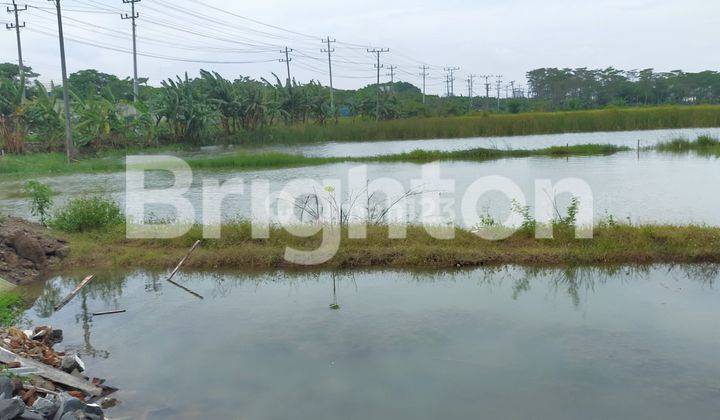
[{"left": 0, "top": 217, "right": 69, "bottom": 285}]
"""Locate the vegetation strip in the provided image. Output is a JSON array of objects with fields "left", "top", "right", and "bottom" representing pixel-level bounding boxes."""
[
  {"left": 62, "top": 223, "right": 720, "bottom": 270},
  {"left": 1, "top": 143, "right": 630, "bottom": 177}
]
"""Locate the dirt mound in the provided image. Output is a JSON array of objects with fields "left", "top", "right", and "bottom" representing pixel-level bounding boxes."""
[{"left": 0, "top": 217, "right": 69, "bottom": 285}]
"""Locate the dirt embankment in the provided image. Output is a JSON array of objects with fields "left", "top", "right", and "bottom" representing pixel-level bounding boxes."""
[{"left": 0, "top": 217, "right": 69, "bottom": 285}]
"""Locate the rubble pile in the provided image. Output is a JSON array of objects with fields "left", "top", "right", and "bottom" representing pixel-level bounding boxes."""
[
  {"left": 0, "top": 327, "right": 113, "bottom": 420},
  {"left": 0, "top": 217, "right": 69, "bottom": 285}
]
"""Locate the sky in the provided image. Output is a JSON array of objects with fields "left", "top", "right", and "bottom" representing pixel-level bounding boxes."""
[{"left": 1, "top": 0, "right": 719, "bottom": 95}]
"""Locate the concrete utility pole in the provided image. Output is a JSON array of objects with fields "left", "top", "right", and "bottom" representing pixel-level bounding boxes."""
[
  {"left": 279, "top": 46, "right": 293, "bottom": 91},
  {"left": 48, "top": 0, "right": 73, "bottom": 162},
  {"left": 121, "top": 0, "right": 140, "bottom": 102},
  {"left": 419, "top": 65, "right": 429, "bottom": 104},
  {"left": 444, "top": 67, "right": 460, "bottom": 96},
  {"left": 495, "top": 76, "right": 503, "bottom": 111},
  {"left": 466, "top": 74, "right": 476, "bottom": 112},
  {"left": 367, "top": 48, "right": 389, "bottom": 121},
  {"left": 6, "top": 0, "right": 27, "bottom": 102},
  {"left": 321, "top": 36, "right": 336, "bottom": 121},
  {"left": 510, "top": 80, "right": 516, "bottom": 98},
  {"left": 387, "top": 65, "right": 396, "bottom": 92}
]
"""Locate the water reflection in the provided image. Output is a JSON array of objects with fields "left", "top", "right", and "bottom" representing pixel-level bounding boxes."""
[
  {"left": 18, "top": 265, "right": 720, "bottom": 420},
  {"left": 28, "top": 264, "right": 719, "bottom": 312}
]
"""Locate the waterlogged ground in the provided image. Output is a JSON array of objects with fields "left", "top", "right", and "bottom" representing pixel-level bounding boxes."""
[
  {"left": 251, "top": 127, "right": 720, "bottom": 157},
  {"left": 1, "top": 149, "right": 718, "bottom": 226},
  {"left": 20, "top": 265, "right": 720, "bottom": 419}
]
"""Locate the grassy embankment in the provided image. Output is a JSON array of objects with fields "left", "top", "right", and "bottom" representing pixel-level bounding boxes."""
[
  {"left": 62, "top": 222, "right": 720, "bottom": 270},
  {"left": 0, "top": 291, "right": 23, "bottom": 327},
  {"left": 241, "top": 105, "right": 720, "bottom": 145},
  {"left": 0, "top": 144, "right": 629, "bottom": 178}
]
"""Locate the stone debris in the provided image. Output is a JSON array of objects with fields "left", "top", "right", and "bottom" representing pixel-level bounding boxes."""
[{"left": 0, "top": 326, "right": 112, "bottom": 420}]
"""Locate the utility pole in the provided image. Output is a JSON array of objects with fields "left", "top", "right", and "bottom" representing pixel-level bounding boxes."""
[
  {"left": 466, "top": 74, "right": 476, "bottom": 112},
  {"left": 48, "top": 0, "right": 73, "bottom": 162},
  {"left": 495, "top": 76, "right": 503, "bottom": 112},
  {"left": 121, "top": 0, "right": 140, "bottom": 103},
  {"left": 279, "top": 46, "right": 293, "bottom": 92},
  {"left": 6, "top": 1, "right": 27, "bottom": 102},
  {"left": 419, "top": 65, "right": 429, "bottom": 104},
  {"left": 321, "top": 36, "right": 336, "bottom": 121},
  {"left": 387, "top": 65, "right": 396, "bottom": 92},
  {"left": 444, "top": 67, "right": 460, "bottom": 96},
  {"left": 367, "top": 48, "right": 389, "bottom": 121},
  {"left": 510, "top": 80, "right": 516, "bottom": 98}
]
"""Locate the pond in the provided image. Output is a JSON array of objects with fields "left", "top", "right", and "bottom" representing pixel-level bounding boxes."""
[
  {"left": 20, "top": 265, "right": 720, "bottom": 419},
  {"left": 1, "top": 149, "right": 718, "bottom": 226},
  {"left": 249, "top": 127, "right": 720, "bottom": 157}
]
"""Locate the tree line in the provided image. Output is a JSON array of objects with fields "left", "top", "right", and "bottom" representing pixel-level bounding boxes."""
[
  {"left": 527, "top": 67, "right": 720, "bottom": 109},
  {"left": 2, "top": 63, "right": 719, "bottom": 154}
]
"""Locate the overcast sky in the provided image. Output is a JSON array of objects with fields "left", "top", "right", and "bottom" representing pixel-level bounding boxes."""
[{"left": 2, "top": 0, "right": 719, "bottom": 94}]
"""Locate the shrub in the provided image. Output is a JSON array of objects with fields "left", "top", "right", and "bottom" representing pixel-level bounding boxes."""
[
  {"left": 24, "top": 180, "right": 53, "bottom": 226},
  {"left": 50, "top": 196, "right": 124, "bottom": 233}
]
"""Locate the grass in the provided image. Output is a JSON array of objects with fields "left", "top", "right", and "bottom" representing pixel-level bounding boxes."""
[
  {"left": 238, "top": 105, "right": 720, "bottom": 145},
  {"left": 1, "top": 143, "right": 630, "bottom": 178},
  {"left": 62, "top": 222, "right": 720, "bottom": 271},
  {"left": 0, "top": 291, "right": 23, "bottom": 327},
  {"left": 654, "top": 135, "right": 720, "bottom": 155}
]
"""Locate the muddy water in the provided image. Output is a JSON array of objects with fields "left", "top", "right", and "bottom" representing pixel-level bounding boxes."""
[{"left": 21, "top": 265, "right": 720, "bottom": 419}]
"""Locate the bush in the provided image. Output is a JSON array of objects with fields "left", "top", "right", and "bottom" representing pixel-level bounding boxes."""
[
  {"left": 24, "top": 180, "right": 53, "bottom": 226},
  {"left": 50, "top": 197, "right": 124, "bottom": 233}
]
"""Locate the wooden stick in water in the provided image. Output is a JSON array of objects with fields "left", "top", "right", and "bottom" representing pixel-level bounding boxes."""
[
  {"left": 54, "top": 275, "right": 94, "bottom": 312},
  {"left": 92, "top": 310, "right": 127, "bottom": 316},
  {"left": 165, "top": 240, "right": 204, "bottom": 299},
  {"left": 166, "top": 240, "right": 201, "bottom": 282}
]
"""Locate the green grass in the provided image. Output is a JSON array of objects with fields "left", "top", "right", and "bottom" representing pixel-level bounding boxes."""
[
  {"left": 1, "top": 143, "right": 630, "bottom": 178},
  {"left": 63, "top": 222, "right": 720, "bottom": 270},
  {"left": 0, "top": 291, "right": 23, "bottom": 327},
  {"left": 654, "top": 135, "right": 720, "bottom": 155},
  {"left": 236, "top": 105, "right": 720, "bottom": 145}
]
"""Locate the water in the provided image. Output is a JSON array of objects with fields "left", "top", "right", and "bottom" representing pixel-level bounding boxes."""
[
  {"left": 254, "top": 127, "right": 720, "bottom": 157},
  {"left": 1, "top": 150, "right": 718, "bottom": 226},
  {"left": 21, "top": 265, "right": 720, "bottom": 419}
]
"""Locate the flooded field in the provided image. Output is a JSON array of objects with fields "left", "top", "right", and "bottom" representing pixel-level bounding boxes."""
[
  {"left": 20, "top": 265, "right": 720, "bottom": 419},
  {"left": 249, "top": 127, "right": 720, "bottom": 157},
  {"left": 1, "top": 149, "right": 718, "bottom": 226}
]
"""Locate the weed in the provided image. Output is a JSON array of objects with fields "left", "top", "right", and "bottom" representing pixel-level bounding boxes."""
[{"left": 24, "top": 180, "right": 53, "bottom": 226}]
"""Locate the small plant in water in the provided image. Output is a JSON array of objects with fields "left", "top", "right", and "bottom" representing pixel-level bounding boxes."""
[{"left": 24, "top": 180, "right": 53, "bottom": 226}]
